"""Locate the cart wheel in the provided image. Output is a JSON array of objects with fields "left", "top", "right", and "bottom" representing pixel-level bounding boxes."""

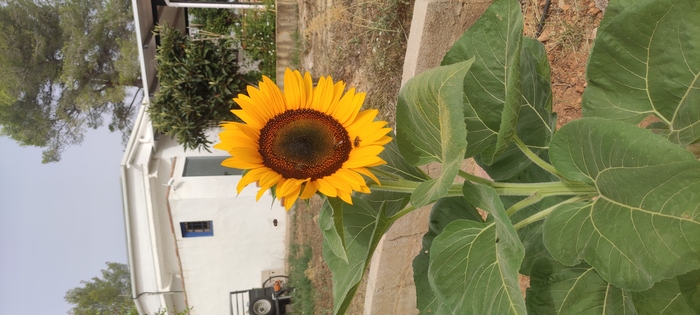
[{"left": 250, "top": 297, "right": 275, "bottom": 315}]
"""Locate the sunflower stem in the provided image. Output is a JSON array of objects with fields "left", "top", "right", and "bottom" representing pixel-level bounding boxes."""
[
  {"left": 457, "top": 170, "right": 493, "bottom": 186},
  {"left": 506, "top": 193, "right": 545, "bottom": 216},
  {"left": 373, "top": 177, "right": 596, "bottom": 200},
  {"left": 388, "top": 205, "right": 418, "bottom": 222},
  {"left": 512, "top": 134, "right": 563, "bottom": 178},
  {"left": 513, "top": 196, "right": 590, "bottom": 230}
]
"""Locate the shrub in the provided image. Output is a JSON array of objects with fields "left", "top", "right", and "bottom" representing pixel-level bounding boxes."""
[{"left": 149, "top": 24, "right": 245, "bottom": 150}]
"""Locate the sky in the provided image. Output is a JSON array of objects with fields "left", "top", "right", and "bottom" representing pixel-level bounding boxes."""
[{"left": 0, "top": 125, "right": 130, "bottom": 314}]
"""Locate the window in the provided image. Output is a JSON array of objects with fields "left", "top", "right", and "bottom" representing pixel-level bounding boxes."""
[
  {"left": 180, "top": 221, "right": 213, "bottom": 237},
  {"left": 182, "top": 156, "right": 242, "bottom": 177}
]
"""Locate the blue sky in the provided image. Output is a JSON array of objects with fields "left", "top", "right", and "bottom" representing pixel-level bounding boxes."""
[{"left": 0, "top": 126, "right": 129, "bottom": 314}]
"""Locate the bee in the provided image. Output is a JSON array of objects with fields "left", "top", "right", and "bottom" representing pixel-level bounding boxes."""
[
  {"left": 353, "top": 136, "right": 361, "bottom": 148},
  {"left": 333, "top": 139, "right": 344, "bottom": 151},
  {"left": 273, "top": 219, "right": 278, "bottom": 227}
]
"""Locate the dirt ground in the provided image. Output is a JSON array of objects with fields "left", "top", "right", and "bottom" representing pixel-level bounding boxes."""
[{"left": 288, "top": 0, "right": 603, "bottom": 313}]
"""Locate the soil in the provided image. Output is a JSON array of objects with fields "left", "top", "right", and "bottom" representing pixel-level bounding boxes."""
[{"left": 288, "top": 0, "right": 602, "bottom": 313}]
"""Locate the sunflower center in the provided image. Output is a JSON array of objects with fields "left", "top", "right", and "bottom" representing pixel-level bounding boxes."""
[{"left": 259, "top": 109, "right": 351, "bottom": 180}]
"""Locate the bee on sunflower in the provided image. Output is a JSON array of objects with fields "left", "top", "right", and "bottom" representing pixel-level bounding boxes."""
[{"left": 215, "top": 68, "right": 393, "bottom": 210}]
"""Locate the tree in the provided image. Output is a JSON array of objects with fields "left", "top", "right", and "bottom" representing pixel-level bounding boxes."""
[
  {"left": 64, "top": 262, "right": 138, "bottom": 315},
  {"left": 0, "top": 0, "right": 140, "bottom": 163}
]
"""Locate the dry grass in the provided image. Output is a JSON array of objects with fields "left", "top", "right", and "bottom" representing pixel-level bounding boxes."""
[{"left": 301, "top": 0, "right": 413, "bottom": 127}]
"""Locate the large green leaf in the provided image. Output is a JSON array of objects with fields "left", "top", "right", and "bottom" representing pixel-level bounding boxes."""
[
  {"left": 582, "top": 0, "right": 700, "bottom": 147},
  {"left": 427, "top": 183, "right": 525, "bottom": 314},
  {"left": 477, "top": 37, "right": 556, "bottom": 180},
  {"left": 442, "top": 0, "right": 523, "bottom": 163},
  {"left": 527, "top": 259, "right": 636, "bottom": 314},
  {"left": 546, "top": 118, "right": 700, "bottom": 290},
  {"left": 396, "top": 59, "right": 472, "bottom": 207},
  {"left": 322, "top": 197, "right": 392, "bottom": 315},
  {"left": 413, "top": 196, "right": 483, "bottom": 314},
  {"left": 528, "top": 259, "right": 697, "bottom": 314}
]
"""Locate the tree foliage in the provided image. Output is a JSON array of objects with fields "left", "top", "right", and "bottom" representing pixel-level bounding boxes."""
[
  {"left": 148, "top": 24, "right": 246, "bottom": 151},
  {"left": 0, "top": 0, "right": 139, "bottom": 163},
  {"left": 64, "top": 262, "right": 138, "bottom": 315}
]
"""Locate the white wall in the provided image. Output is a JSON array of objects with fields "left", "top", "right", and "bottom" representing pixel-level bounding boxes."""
[{"left": 155, "top": 129, "right": 288, "bottom": 315}]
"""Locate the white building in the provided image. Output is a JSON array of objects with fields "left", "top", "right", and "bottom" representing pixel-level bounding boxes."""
[{"left": 122, "top": 1, "right": 288, "bottom": 314}]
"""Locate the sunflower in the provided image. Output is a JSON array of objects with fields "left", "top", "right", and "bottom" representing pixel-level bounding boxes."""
[{"left": 215, "top": 68, "right": 393, "bottom": 210}]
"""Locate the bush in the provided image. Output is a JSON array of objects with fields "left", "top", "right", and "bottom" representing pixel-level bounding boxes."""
[{"left": 149, "top": 24, "right": 245, "bottom": 150}]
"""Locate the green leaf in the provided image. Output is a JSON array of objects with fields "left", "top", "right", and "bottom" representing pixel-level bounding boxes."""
[
  {"left": 322, "top": 197, "right": 393, "bottom": 315},
  {"left": 582, "top": 0, "right": 700, "bottom": 147},
  {"left": 413, "top": 196, "right": 483, "bottom": 314},
  {"left": 678, "top": 269, "right": 700, "bottom": 313},
  {"left": 442, "top": 0, "right": 523, "bottom": 163},
  {"left": 546, "top": 117, "right": 700, "bottom": 290},
  {"left": 362, "top": 133, "right": 423, "bottom": 218},
  {"left": 477, "top": 37, "right": 556, "bottom": 180},
  {"left": 632, "top": 275, "right": 696, "bottom": 314},
  {"left": 374, "top": 132, "right": 430, "bottom": 184},
  {"left": 319, "top": 198, "right": 348, "bottom": 263},
  {"left": 526, "top": 259, "right": 636, "bottom": 315},
  {"left": 427, "top": 183, "right": 525, "bottom": 314},
  {"left": 396, "top": 59, "right": 472, "bottom": 207}
]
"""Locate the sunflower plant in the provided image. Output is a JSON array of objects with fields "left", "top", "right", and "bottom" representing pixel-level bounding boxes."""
[{"left": 217, "top": 0, "right": 700, "bottom": 313}]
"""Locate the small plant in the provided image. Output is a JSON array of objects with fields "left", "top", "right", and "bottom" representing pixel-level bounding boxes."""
[
  {"left": 149, "top": 24, "right": 245, "bottom": 150},
  {"left": 189, "top": 8, "right": 236, "bottom": 35},
  {"left": 234, "top": 0, "right": 277, "bottom": 80}
]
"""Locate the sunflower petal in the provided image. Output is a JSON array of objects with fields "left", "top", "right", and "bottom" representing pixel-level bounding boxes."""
[
  {"left": 337, "top": 190, "right": 353, "bottom": 205},
  {"left": 300, "top": 181, "right": 318, "bottom": 199},
  {"left": 282, "top": 184, "right": 302, "bottom": 210},
  {"left": 315, "top": 178, "right": 337, "bottom": 197},
  {"left": 236, "top": 167, "right": 268, "bottom": 193},
  {"left": 354, "top": 167, "right": 381, "bottom": 185}
]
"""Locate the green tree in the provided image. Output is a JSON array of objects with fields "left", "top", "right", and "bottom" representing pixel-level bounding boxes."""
[
  {"left": 64, "top": 262, "right": 138, "bottom": 315},
  {"left": 0, "top": 0, "right": 140, "bottom": 163}
]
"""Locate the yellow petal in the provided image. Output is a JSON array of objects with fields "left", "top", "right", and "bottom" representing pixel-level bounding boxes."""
[
  {"left": 278, "top": 178, "right": 307, "bottom": 198},
  {"left": 299, "top": 181, "right": 318, "bottom": 199},
  {"left": 256, "top": 179, "right": 276, "bottom": 201},
  {"left": 283, "top": 68, "right": 301, "bottom": 109},
  {"left": 282, "top": 184, "right": 302, "bottom": 210},
  {"left": 222, "top": 156, "right": 263, "bottom": 170},
  {"left": 334, "top": 169, "right": 364, "bottom": 191},
  {"left": 260, "top": 75, "right": 286, "bottom": 115},
  {"left": 333, "top": 88, "right": 360, "bottom": 126},
  {"left": 354, "top": 167, "right": 381, "bottom": 185},
  {"left": 302, "top": 71, "right": 314, "bottom": 108},
  {"left": 322, "top": 175, "right": 353, "bottom": 195},
  {"left": 337, "top": 190, "right": 353, "bottom": 205},
  {"left": 236, "top": 167, "right": 269, "bottom": 193},
  {"left": 229, "top": 147, "right": 263, "bottom": 162},
  {"left": 315, "top": 177, "right": 337, "bottom": 197}
]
